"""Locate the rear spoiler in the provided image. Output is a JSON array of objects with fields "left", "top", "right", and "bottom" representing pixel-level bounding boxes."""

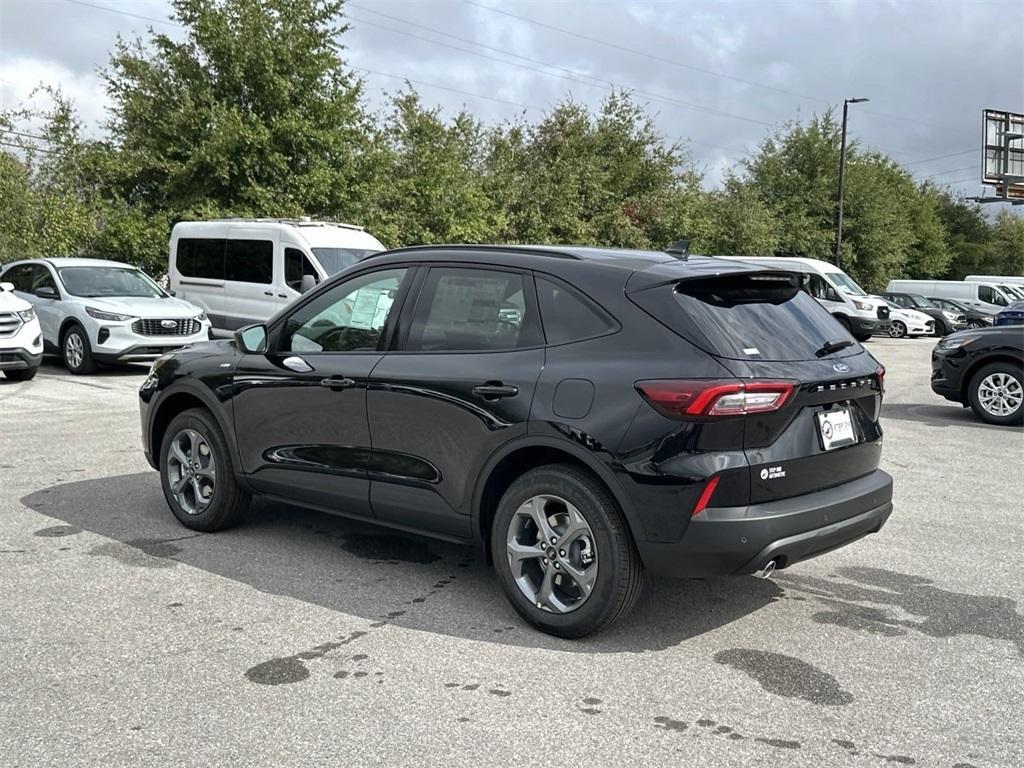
[{"left": 625, "top": 260, "right": 806, "bottom": 294}]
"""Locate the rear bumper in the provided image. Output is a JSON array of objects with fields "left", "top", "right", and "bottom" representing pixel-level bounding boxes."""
[
  {"left": 637, "top": 469, "right": 893, "bottom": 577},
  {"left": 0, "top": 348, "right": 43, "bottom": 370}
]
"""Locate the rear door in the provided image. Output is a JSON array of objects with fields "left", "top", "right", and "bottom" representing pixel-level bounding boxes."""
[
  {"left": 367, "top": 264, "right": 544, "bottom": 538},
  {"left": 628, "top": 268, "right": 884, "bottom": 505},
  {"left": 223, "top": 227, "right": 278, "bottom": 330}
]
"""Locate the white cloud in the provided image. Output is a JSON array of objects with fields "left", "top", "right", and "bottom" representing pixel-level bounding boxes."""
[{"left": 0, "top": 56, "right": 109, "bottom": 138}]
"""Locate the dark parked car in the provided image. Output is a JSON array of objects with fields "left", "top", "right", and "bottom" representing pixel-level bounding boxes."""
[
  {"left": 139, "top": 245, "right": 894, "bottom": 637},
  {"left": 880, "top": 292, "right": 967, "bottom": 336},
  {"left": 995, "top": 301, "right": 1024, "bottom": 327},
  {"left": 931, "top": 326, "right": 1024, "bottom": 425},
  {"left": 927, "top": 297, "right": 994, "bottom": 330}
]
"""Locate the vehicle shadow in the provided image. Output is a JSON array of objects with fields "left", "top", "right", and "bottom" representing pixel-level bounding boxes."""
[
  {"left": 20, "top": 472, "right": 783, "bottom": 654},
  {"left": 881, "top": 402, "right": 1019, "bottom": 431},
  {"left": 37, "top": 358, "right": 148, "bottom": 377}
]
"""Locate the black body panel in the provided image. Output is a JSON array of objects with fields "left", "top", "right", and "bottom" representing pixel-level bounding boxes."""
[{"left": 930, "top": 326, "right": 1024, "bottom": 403}]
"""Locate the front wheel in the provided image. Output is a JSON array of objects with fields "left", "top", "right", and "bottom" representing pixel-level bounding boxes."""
[
  {"left": 491, "top": 464, "right": 643, "bottom": 638},
  {"left": 967, "top": 320, "right": 985, "bottom": 330},
  {"left": 888, "top": 321, "right": 907, "bottom": 339},
  {"left": 853, "top": 331, "right": 873, "bottom": 342},
  {"left": 160, "top": 408, "right": 250, "bottom": 530},
  {"left": 967, "top": 363, "right": 1024, "bottom": 426},
  {"left": 62, "top": 324, "right": 96, "bottom": 374}
]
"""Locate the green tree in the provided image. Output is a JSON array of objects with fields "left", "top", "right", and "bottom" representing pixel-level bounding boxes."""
[
  {"left": 988, "top": 210, "right": 1024, "bottom": 277},
  {"left": 694, "top": 176, "right": 779, "bottom": 255}
]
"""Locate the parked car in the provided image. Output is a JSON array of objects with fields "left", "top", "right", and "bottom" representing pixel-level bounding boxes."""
[
  {"left": 719, "top": 256, "right": 890, "bottom": 341},
  {"left": 927, "top": 297, "right": 994, "bottom": 329},
  {"left": 871, "top": 297, "right": 934, "bottom": 338},
  {"left": 139, "top": 244, "right": 893, "bottom": 638},
  {"left": 879, "top": 292, "right": 967, "bottom": 336},
  {"left": 995, "top": 301, "right": 1024, "bottom": 327},
  {"left": 886, "top": 279, "right": 1014, "bottom": 314},
  {"left": 931, "top": 326, "right": 1024, "bottom": 425},
  {"left": 0, "top": 280, "right": 43, "bottom": 381},
  {"left": 169, "top": 218, "right": 386, "bottom": 333},
  {"left": 0, "top": 258, "right": 212, "bottom": 374}
]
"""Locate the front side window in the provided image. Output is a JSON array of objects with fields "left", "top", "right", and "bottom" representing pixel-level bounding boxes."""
[
  {"left": 805, "top": 274, "right": 841, "bottom": 303},
  {"left": 406, "top": 268, "right": 541, "bottom": 352},
  {"left": 57, "top": 267, "right": 162, "bottom": 298},
  {"left": 535, "top": 276, "right": 616, "bottom": 344},
  {"left": 285, "top": 268, "right": 407, "bottom": 353},
  {"left": 285, "top": 248, "right": 319, "bottom": 291},
  {"left": 979, "top": 285, "right": 1009, "bottom": 306},
  {"left": 823, "top": 271, "right": 867, "bottom": 296},
  {"left": 887, "top": 295, "right": 913, "bottom": 309},
  {"left": 32, "top": 265, "right": 58, "bottom": 293},
  {"left": 177, "top": 238, "right": 226, "bottom": 279},
  {"left": 225, "top": 239, "right": 273, "bottom": 284}
]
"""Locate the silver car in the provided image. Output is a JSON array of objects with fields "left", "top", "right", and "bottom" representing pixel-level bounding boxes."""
[{"left": 0, "top": 258, "right": 211, "bottom": 374}]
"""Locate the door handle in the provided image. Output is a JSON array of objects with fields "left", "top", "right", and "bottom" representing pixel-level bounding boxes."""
[
  {"left": 472, "top": 383, "right": 518, "bottom": 400},
  {"left": 263, "top": 290, "right": 274, "bottom": 296},
  {"left": 320, "top": 377, "right": 357, "bottom": 390}
]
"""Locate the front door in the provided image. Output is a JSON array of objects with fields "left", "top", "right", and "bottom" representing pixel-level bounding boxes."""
[
  {"left": 232, "top": 266, "right": 412, "bottom": 517},
  {"left": 367, "top": 265, "right": 545, "bottom": 538}
]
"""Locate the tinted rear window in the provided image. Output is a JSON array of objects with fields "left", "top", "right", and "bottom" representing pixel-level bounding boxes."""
[
  {"left": 631, "top": 272, "right": 855, "bottom": 362},
  {"left": 177, "top": 238, "right": 225, "bottom": 279}
]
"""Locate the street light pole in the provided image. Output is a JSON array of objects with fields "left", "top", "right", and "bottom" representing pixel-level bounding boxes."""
[{"left": 834, "top": 97, "right": 869, "bottom": 270}]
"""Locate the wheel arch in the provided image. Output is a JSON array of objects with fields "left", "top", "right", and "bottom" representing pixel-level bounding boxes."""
[
  {"left": 58, "top": 316, "right": 86, "bottom": 345},
  {"left": 471, "top": 435, "right": 642, "bottom": 564},
  {"left": 149, "top": 382, "right": 243, "bottom": 475}
]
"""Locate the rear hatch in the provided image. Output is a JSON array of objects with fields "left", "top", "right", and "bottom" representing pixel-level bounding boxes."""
[{"left": 627, "top": 261, "right": 884, "bottom": 504}]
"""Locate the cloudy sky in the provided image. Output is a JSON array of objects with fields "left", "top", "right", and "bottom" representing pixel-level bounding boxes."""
[{"left": 1, "top": 0, "right": 1022, "bottom": 204}]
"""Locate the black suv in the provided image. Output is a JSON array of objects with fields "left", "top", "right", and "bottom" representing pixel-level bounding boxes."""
[
  {"left": 931, "top": 326, "right": 1024, "bottom": 425},
  {"left": 139, "top": 245, "right": 893, "bottom": 637}
]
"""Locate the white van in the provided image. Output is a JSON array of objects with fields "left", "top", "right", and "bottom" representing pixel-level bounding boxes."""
[
  {"left": 965, "top": 275, "right": 1024, "bottom": 286},
  {"left": 169, "top": 219, "right": 386, "bottom": 331},
  {"left": 885, "top": 279, "right": 1014, "bottom": 313},
  {"left": 719, "top": 256, "right": 890, "bottom": 341}
]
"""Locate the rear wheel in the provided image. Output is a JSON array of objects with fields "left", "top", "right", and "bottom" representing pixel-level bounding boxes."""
[
  {"left": 3, "top": 366, "right": 38, "bottom": 381},
  {"left": 160, "top": 408, "right": 250, "bottom": 530},
  {"left": 967, "top": 363, "right": 1023, "bottom": 426},
  {"left": 888, "top": 320, "right": 907, "bottom": 339},
  {"left": 491, "top": 464, "right": 643, "bottom": 638},
  {"left": 62, "top": 324, "right": 96, "bottom": 374}
]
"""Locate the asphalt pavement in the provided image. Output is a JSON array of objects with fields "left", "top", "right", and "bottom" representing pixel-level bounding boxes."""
[{"left": 1, "top": 337, "right": 1022, "bottom": 767}]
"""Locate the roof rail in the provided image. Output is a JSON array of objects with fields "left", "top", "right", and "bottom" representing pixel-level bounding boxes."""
[
  {"left": 200, "top": 217, "right": 365, "bottom": 231},
  {"left": 358, "top": 244, "right": 582, "bottom": 262}
]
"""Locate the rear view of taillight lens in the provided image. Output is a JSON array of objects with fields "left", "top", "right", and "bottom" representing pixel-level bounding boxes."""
[
  {"left": 635, "top": 379, "right": 795, "bottom": 419},
  {"left": 876, "top": 365, "right": 885, "bottom": 394}
]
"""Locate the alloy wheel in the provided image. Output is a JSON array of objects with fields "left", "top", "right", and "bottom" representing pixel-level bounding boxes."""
[
  {"left": 977, "top": 373, "right": 1023, "bottom": 417},
  {"left": 65, "top": 332, "right": 84, "bottom": 369},
  {"left": 506, "top": 495, "right": 598, "bottom": 614},
  {"left": 888, "top": 321, "right": 906, "bottom": 338},
  {"left": 166, "top": 428, "right": 217, "bottom": 514}
]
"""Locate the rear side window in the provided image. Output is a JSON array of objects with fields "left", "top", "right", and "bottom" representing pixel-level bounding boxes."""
[
  {"left": 2, "top": 264, "right": 35, "bottom": 292},
  {"left": 406, "top": 268, "right": 542, "bottom": 352},
  {"left": 630, "top": 272, "right": 852, "bottom": 362},
  {"left": 225, "top": 239, "right": 273, "bottom": 284},
  {"left": 535, "top": 276, "right": 616, "bottom": 345},
  {"left": 176, "top": 238, "right": 225, "bottom": 279}
]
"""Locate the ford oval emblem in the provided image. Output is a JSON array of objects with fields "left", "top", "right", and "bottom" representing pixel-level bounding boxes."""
[
  {"left": 161, "top": 319, "right": 177, "bottom": 329},
  {"left": 833, "top": 362, "right": 850, "bottom": 373}
]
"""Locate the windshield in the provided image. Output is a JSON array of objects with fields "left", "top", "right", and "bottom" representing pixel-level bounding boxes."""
[
  {"left": 311, "top": 247, "right": 382, "bottom": 275},
  {"left": 935, "top": 298, "right": 967, "bottom": 312},
  {"left": 58, "top": 267, "right": 164, "bottom": 298},
  {"left": 1000, "top": 284, "right": 1024, "bottom": 300},
  {"left": 823, "top": 271, "right": 867, "bottom": 296},
  {"left": 908, "top": 294, "right": 937, "bottom": 308}
]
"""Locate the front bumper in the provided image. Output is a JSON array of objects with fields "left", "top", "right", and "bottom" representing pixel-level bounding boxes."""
[
  {"left": 0, "top": 348, "right": 44, "bottom": 370},
  {"left": 637, "top": 469, "right": 893, "bottom": 577},
  {"left": 88, "top": 319, "right": 212, "bottom": 363},
  {"left": 930, "top": 350, "right": 963, "bottom": 403},
  {"left": 852, "top": 317, "right": 888, "bottom": 333}
]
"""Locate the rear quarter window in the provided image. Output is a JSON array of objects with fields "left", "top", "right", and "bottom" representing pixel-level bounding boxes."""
[
  {"left": 630, "top": 272, "right": 854, "bottom": 362},
  {"left": 535, "top": 276, "right": 617, "bottom": 345}
]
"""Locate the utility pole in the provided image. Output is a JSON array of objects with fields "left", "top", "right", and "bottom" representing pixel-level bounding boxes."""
[{"left": 834, "top": 97, "right": 869, "bottom": 269}]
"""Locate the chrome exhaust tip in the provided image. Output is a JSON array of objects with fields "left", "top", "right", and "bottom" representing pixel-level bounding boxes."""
[{"left": 754, "top": 559, "right": 777, "bottom": 579}]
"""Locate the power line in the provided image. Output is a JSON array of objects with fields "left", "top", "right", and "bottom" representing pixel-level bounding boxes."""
[
  {"left": 62, "top": 0, "right": 180, "bottom": 28},
  {"left": 902, "top": 148, "right": 977, "bottom": 166},
  {"left": 0, "top": 140, "right": 59, "bottom": 155},
  {"left": 0, "top": 129, "right": 51, "bottom": 142},
  {"left": 351, "top": 66, "right": 541, "bottom": 113},
  {"left": 919, "top": 164, "right": 979, "bottom": 180}
]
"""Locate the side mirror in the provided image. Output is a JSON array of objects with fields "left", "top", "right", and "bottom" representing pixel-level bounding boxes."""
[
  {"left": 235, "top": 323, "right": 268, "bottom": 354},
  {"left": 34, "top": 286, "right": 58, "bottom": 299},
  {"left": 300, "top": 274, "right": 317, "bottom": 294},
  {"left": 0, "top": 281, "right": 13, "bottom": 292}
]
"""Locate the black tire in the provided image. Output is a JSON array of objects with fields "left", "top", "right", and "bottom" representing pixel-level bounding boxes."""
[
  {"left": 3, "top": 367, "right": 38, "bottom": 381},
  {"left": 888, "top": 320, "right": 907, "bottom": 339},
  {"left": 853, "top": 331, "right": 873, "bottom": 342},
  {"left": 934, "top": 319, "right": 949, "bottom": 337},
  {"left": 835, "top": 315, "right": 853, "bottom": 335},
  {"left": 159, "top": 408, "right": 250, "bottom": 531},
  {"left": 61, "top": 323, "right": 96, "bottom": 374},
  {"left": 966, "top": 362, "right": 1024, "bottom": 426},
  {"left": 491, "top": 463, "right": 644, "bottom": 638},
  {"left": 967, "top": 320, "right": 985, "bottom": 330}
]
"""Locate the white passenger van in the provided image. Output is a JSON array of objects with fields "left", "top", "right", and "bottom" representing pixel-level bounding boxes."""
[
  {"left": 885, "top": 279, "right": 1014, "bottom": 313},
  {"left": 169, "top": 219, "right": 386, "bottom": 331},
  {"left": 719, "top": 256, "right": 890, "bottom": 341}
]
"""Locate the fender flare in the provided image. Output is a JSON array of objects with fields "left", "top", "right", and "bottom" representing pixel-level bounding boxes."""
[
  {"left": 149, "top": 379, "right": 243, "bottom": 475},
  {"left": 469, "top": 433, "right": 644, "bottom": 548}
]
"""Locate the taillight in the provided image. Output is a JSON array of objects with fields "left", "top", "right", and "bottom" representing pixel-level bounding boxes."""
[
  {"left": 635, "top": 379, "right": 795, "bottom": 418},
  {"left": 691, "top": 475, "right": 720, "bottom": 517},
  {"left": 876, "top": 365, "right": 885, "bottom": 393}
]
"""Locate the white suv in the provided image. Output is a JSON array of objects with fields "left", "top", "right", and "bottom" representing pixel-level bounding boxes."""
[
  {"left": 0, "top": 258, "right": 212, "bottom": 374},
  {"left": 0, "top": 280, "right": 43, "bottom": 381}
]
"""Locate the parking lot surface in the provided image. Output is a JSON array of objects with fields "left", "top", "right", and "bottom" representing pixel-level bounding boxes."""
[{"left": 1, "top": 337, "right": 1022, "bottom": 767}]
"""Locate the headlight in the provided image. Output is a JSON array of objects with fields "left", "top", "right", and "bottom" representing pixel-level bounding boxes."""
[
  {"left": 16, "top": 308, "right": 35, "bottom": 322},
  {"left": 852, "top": 300, "right": 872, "bottom": 311},
  {"left": 194, "top": 310, "right": 207, "bottom": 322},
  {"left": 941, "top": 310, "right": 957, "bottom": 321},
  {"left": 86, "top": 307, "right": 134, "bottom": 322},
  {"left": 937, "top": 334, "right": 979, "bottom": 351}
]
